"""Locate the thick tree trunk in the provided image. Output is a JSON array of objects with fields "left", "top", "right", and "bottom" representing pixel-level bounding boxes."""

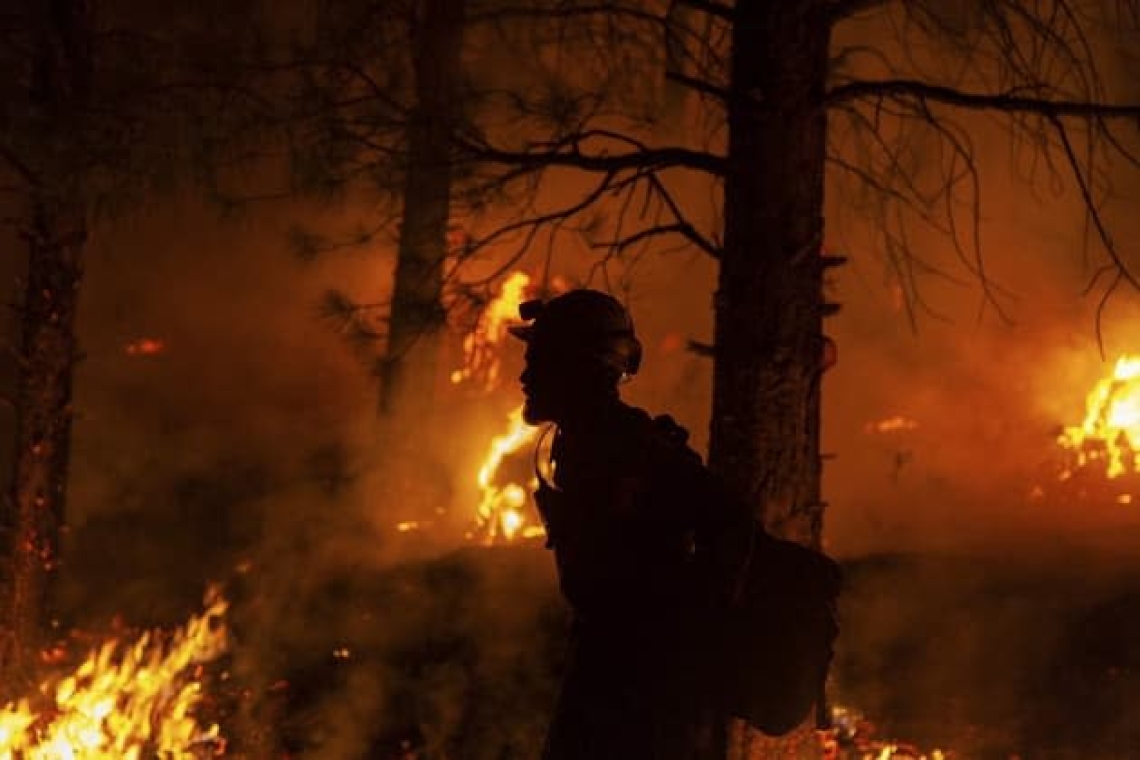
[
  {"left": 709, "top": 4, "right": 832, "bottom": 755},
  {"left": 0, "top": 0, "right": 92, "bottom": 691},
  {"left": 0, "top": 203, "right": 86, "bottom": 687},
  {"left": 708, "top": 1, "right": 831, "bottom": 548},
  {"left": 379, "top": 0, "right": 465, "bottom": 420}
]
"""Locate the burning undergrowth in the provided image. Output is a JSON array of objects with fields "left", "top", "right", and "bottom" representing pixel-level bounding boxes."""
[
  {"left": 0, "top": 588, "right": 228, "bottom": 758},
  {"left": 47, "top": 446, "right": 564, "bottom": 757}
]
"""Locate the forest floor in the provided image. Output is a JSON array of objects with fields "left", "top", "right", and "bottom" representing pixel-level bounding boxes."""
[{"left": 57, "top": 504, "right": 1140, "bottom": 759}]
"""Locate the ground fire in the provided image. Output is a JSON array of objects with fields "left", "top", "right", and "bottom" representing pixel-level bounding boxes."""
[
  {"left": 1058, "top": 354, "right": 1140, "bottom": 480},
  {"left": 469, "top": 403, "right": 547, "bottom": 544},
  {"left": 820, "top": 705, "right": 947, "bottom": 759},
  {"left": 0, "top": 588, "right": 228, "bottom": 759}
]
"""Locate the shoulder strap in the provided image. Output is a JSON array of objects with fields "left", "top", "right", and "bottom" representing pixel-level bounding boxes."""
[{"left": 532, "top": 423, "right": 560, "bottom": 492}]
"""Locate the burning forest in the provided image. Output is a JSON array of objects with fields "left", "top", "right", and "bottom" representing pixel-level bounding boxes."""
[{"left": 3, "top": 1, "right": 1140, "bottom": 758}]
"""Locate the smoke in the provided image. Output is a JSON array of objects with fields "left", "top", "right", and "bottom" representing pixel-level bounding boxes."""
[
  {"left": 832, "top": 548, "right": 1140, "bottom": 755},
  {"left": 0, "top": 4, "right": 1137, "bottom": 756},
  {"left": 17, "top": 190, "right": 572, "bottom": 756}
]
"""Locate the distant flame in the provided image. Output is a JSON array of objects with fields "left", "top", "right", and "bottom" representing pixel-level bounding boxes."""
[
  {"left": 470, "top": 405, "right": 545, "bottom": 544},
  {"left": 1058, "top": 355, "right": 1140, "bottom": 478},
  {"left": 0, "top": 588, "right": 228, "bottom": 758},
  {"left": 451, "top": 272, "right": 531, "bottom": 391},
  {"left": 822, "top": 704, "right": 947, "bottom": 759},
  {"left": 124, "top": 338, "right": 164, "bottom": 356},
  {"left": 863, "top": 416, "right": 918, "bottom": 434}
]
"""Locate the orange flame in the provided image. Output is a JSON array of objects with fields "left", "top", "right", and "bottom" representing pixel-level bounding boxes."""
[
  {"left": 1058, "top": 355, "right": 1140, "bottom": 478},
  {"left": 470, "top": 405, "right": 545, "bottom": 544},
  {"left": 0, "top": 587, "right": 228, "bottom": 758},
  {"left": 823, "top": 704, "right": 948, "bottom": 759},
  {"left": 863, "top": 416, "right": 918, "bottom": 434},
  {"left": 124, "top": 338, "right": 164, "bottom": 356},
  {"left": 451, "top": 272, "right": 531, "bottom": 391}
]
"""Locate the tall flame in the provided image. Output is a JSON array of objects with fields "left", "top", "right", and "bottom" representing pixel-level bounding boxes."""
[
  {"left": 0, "top": 588, "right": 228, "bottom": 759},
  {"left": 1058, "top": 355, "right": 1140, "bottom": 477},
  {"left": 471, "top": 405, "right": 545, "bottom": 544},
  {"left": 451, "top": 272, "right": 532, "bottom": 392}
]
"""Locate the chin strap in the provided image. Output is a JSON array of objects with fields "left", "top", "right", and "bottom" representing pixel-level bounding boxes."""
[
  {"left": 532, "top": 422, "right": 559, "bottom": 492},
  {"left": 531, "top": 423, "right": 561, "bottom": 549}
]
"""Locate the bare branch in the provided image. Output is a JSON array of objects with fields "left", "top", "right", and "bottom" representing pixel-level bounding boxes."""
[
  {"left": 828, "top": 0, "right": 891, "bottom": 26},
  {"left": 456, "top": 135, "right": 726, "bottom": 177},
  {"left": 1049, "top": 114, "right": 1140, "bottom": 292},
  {"left": 463, "top": 169, "right": 621, "bottom": 259},
  {"left": 592, "top": 221, "right": 720, "bottom": 258},
  {"left": 465, "top": 4, "right": 664, "bottom": 28},
  {"left": 665, "top": 70, "right": 730, "bottom": 102},
  {"left": 828, "top": 78, "right": 1140, "bottom": 120},
  {"left": 674, "top": 0, "right": 734, "bottom": 22},
  {"left": 686, "top": 339, "right": 714, "bottom": 357}
]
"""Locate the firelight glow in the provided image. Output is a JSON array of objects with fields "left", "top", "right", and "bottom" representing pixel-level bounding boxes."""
[
  {"left": 471, "top": 405, "right": 544, "bottom": 543},
  {"left": 450, "top": 271, "right": 532, "bottom": 391},
  {"left": 1058, "top": 354, "right": 1140, "bottom": 478},
  {"left": 0, "top": 588, "right": 228, "bottom": 759}
]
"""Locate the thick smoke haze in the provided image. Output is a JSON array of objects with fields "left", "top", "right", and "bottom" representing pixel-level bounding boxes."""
[
  {"left": 3, "top": 105, "right": 1135, "bottom": 604},
  {"left": 2, "top": 5, "right": 1139, "bottom": 756}
]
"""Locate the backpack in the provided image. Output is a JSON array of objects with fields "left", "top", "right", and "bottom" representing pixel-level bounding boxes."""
[
  {"left": 643, "top": 414, "right": 841, "bottom": 735},
  {"left": 720, "top": 523, "right": 842, "bottom": 736}
]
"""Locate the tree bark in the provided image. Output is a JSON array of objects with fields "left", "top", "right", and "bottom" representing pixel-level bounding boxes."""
[
  {"left": 379, "top": 0, "right": 466, "bottom": 420},
  {"left": 0, "top": 0, "right": 92, "bottom": 691},
  {"left": 709, "top": 4, "right": 831, "bottom": 753},
  {"left": 708, "top": 0, "right": 831, "bottom": 548}
]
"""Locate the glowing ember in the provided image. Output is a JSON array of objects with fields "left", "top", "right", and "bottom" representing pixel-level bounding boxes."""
[
  {"left": 863, "top": 416, "right": 918, "bottom": 434},
  {"left": 451, "top": 272, "right": 532, "bottom": 391},
  {"left": 0, "top": 587, "right": 228, "bottom": 759},
  {"left": 1058, "top": 355, "right": 1140, "bottom": 478},
  {"left": 470, "top": 405, "right": 545, "bottom": 544},
  {"left": 822, "top": 705, "right": 947, "bottom": 759},
  {"left": 124, "top": 338, "right": 165, "bottom": 356}
]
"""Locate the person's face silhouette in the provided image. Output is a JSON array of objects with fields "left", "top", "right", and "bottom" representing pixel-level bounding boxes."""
[{"left": 519, "top": 343, "right": 585, "bottom": 425}]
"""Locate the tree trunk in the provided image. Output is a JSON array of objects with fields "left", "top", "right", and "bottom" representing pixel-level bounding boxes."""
[
  {"left": 708, "top": 3, "right": 832, "bottom": 755},
  {"left": 379, "top": 0, "right": 465, "bottom": 420},
  {"left": 708, "top": 0, "right": 831, "bottom": 547},
  {"left": 0, "top": 0, "right": 92, "bottom": 692}
]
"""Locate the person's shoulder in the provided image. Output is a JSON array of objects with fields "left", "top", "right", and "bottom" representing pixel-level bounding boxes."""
[{"left": 617, "top": 404, "right": 704, "bottom": 467}]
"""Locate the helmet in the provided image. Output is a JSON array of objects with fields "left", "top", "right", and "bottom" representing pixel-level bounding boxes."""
[{"left": 508, "top": 289, "right": 643, "bottom": 377}]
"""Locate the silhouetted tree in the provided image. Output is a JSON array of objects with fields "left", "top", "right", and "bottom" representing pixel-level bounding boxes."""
[
  {"left": 382, "top": 0, "right": 467, "bottom": 420},
  {"left": 278, "top": 0, "right": 470, "bottom": 424},
  {"left": 289, "top": 1, "right": 652, "bottom": 425},
  {"left": 0, "top": 0, "right": 95, "bottom": 691},
  {"left": 0, "top": 0, "right": 276, "bottom": 688}
]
